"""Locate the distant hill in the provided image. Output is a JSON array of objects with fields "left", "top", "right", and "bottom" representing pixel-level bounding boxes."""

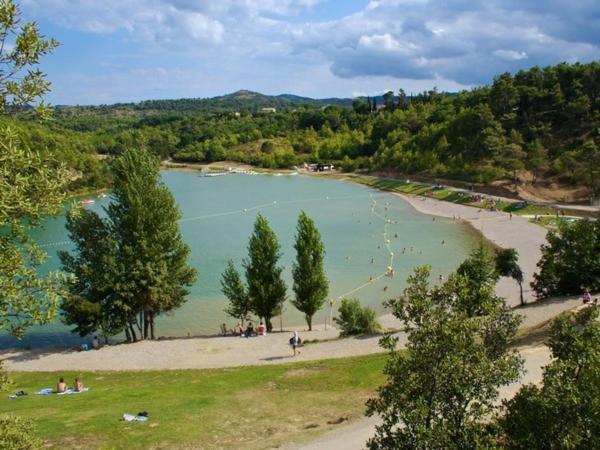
[{"left": 55, "top": 90, "right": 354, "bottom": 115}]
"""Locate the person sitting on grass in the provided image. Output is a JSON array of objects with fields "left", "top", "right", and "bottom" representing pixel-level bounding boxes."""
[
  {"left": 74, "top": 378, "right": 84, "bottom": 392},
  {"left": 220, "top": 323, "right": 229, "bottom": 336},
  {"left": 234, "top": 322, "right": 243, "bottom": 335},
  {"left": 257, "top": 322, "right": 266, "bottom": 336},
  {"left": 57, "top": 377, "right": 67, "bottom": 393},
  {"left": 245, "top": 322, "right": 255, "bottom": 337}
]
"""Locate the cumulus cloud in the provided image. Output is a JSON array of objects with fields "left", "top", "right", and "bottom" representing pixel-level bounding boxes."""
[
  {"left": 285, "top": 0, "right": 599, "bottom": 84},
  {"left": 22, "top": 0, "right": 600, "bottom": 98}
]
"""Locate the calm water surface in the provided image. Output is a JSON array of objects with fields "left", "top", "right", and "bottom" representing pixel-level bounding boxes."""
[{"left": 2, "top": 171, "right": 482, "bottom": 348}]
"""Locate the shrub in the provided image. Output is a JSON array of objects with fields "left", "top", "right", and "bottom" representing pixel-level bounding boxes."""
[
  {"left": 0, "top": 415, "right": 42, "bottom": 450},
  {"left": 334, "top": 298, "right": 381, "bottom": 336}
]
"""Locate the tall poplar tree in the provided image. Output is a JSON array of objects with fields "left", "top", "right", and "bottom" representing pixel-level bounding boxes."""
[
  {"left": 292, "top": 211, "right": 328, "bottom": 330},
  {"left": 243, "top": 214, "right": 286, "bottom": 332}
]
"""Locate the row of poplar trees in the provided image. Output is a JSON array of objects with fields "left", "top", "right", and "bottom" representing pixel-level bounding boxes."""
[
  {"left": 221, "top": 211, "right": 329, "bottom": 332},
  {"left": 60, "top": 149, "right": 196, "bottom": 342}
]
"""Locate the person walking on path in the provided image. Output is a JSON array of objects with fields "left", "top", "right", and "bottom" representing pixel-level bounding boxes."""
[{"left": 290, "top": 331, "right": 301, "bottom": 356}]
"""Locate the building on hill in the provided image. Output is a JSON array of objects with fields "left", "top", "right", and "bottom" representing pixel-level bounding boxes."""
[{"left": 260, "top": 107, "right": 277, "bottom": 113}]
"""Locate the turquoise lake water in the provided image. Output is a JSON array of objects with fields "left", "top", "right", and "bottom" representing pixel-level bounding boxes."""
[{"left": 1, "top": 171, "right": 482, "bottom": 348}]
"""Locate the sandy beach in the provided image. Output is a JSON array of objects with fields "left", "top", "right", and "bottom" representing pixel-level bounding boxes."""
[{"left": 396, "top": 193, "right": 548, "bottom": 307}]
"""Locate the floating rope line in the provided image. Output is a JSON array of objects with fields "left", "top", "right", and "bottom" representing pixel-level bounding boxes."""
[
  {"left": 35, "top": 193, "right": 375, "bottom": 248},
  {"left": 327, "top": 195, "right": 397, "bottom": 328}
]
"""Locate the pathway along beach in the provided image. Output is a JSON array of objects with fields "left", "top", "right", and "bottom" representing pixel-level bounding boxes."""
[{"left": 1, "top": 193, "right": 580, "bottom": 372}]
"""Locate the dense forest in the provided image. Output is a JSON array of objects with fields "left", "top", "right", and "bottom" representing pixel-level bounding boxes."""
[{"left": 18, "top": 62, "right": 600, "bottom": 200}]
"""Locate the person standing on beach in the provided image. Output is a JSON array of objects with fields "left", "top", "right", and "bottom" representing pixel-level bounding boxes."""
[{"left": 290, "top": 331, "right": 301, "bottom": 356}]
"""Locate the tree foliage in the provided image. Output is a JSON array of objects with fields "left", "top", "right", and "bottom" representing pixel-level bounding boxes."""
[
  {"left": 532, "top": 217, "right": 600, "bottom": 298},
  {"left": 334, "top": 298, "right": 380, "bottom": 336},
  {"left": 495, "top": 248, "right": 525, "bottom": 305},
  {"left": 366, "top": 265, "right": 523, "bottom": 449},
  {"left": 243, "top": 214, "right": 286, "bottom": 332},
  {"left": 0, "top": 0, "right": 59, "bottom": 117},
  {"left": 501, "top": 306, "right": 600, "bottom": 449},
  {"left": 221, "top": 259, "right": 251, "bottom": 325},
  {"left": 456, "top": 244, "right": 500, "bottom": 316},
  {"left": 60, "top": 148, "right": 197, "bottom": 341},
  {"left": 0, "top": 414, "right": 42, "bottom": 450},
  {"left": 292, "top": 211, "right": 329, "bottom": 330},
  {"left": 0, "top": 124, "right": 70, "bottom": 339}
]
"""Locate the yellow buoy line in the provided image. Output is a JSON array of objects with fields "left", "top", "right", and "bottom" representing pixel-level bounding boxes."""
[
  {"left": 327, "top": 195, "right": 397, "bottom": 328},
  {"left": 36, "top": 193, "right": 374, "bottom": 248}
]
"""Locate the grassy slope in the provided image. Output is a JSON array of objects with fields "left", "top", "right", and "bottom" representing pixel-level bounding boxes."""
[{"left": 1, "top": 354, "right": 386, "bottom": 449}]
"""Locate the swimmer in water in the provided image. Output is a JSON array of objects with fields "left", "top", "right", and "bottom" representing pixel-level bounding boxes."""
[
  {"left": 383, "top": 285, "right": 388, "bottom": 292},
  {"left": 394, "top": 233, "right": 398, "bottom": 238},
  {"left": 441, "top": 240, "right": 445, "bottom": 245},
  {"left": 371, "top": 257, "right": 374, "bottom": 264}
]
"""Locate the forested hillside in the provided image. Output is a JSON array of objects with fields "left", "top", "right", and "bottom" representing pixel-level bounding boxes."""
[{"left": 20, "top": 62, "right": 600, "bottom": 200}]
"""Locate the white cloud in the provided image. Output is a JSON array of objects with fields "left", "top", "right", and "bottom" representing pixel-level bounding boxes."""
[
  {"left": 22, "top": 0, "right": 600, "bottom": 102},
  {"left": 493, "top": 49, "right": 528, "bottom": 61}
]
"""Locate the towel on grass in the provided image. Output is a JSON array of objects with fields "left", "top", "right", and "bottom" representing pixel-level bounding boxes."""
[
  {"left": 35, "top": 388, "right": 54, "bottom": 395},
  {"left": 122, "top": 413, "right": 148, "bottom": 422},
  {"left": 57, "top": 388, "right": 89, "bottom": 395},
  {"left": 35, "top": 387, "right": 89, "bottom": 396}
]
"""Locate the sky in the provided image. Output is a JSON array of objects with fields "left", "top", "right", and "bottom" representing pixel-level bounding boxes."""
[{"left": 19, "top": 0, "right": 600, "bottom": 105}]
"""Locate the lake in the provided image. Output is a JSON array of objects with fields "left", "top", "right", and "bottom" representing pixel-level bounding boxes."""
[{"left": 1, "top": 171, "right": 482, "bottom": 348}]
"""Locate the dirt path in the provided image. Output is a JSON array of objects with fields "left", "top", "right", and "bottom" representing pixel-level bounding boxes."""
[{"left": 1, "top": 295, "right": 581, "bottom": 372}]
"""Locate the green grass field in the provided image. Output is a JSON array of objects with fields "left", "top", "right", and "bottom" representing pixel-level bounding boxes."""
[{"left": 1, "top": 354, "right": 386, "bottom": 449}]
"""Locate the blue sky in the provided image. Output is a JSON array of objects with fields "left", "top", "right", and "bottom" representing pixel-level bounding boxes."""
[{"left": 20, "top": 0, "right": 600, "bottom": 105}]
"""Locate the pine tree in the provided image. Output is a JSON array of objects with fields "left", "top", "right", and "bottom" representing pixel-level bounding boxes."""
[
  {"left": 243, "top": 214, "right": 286, "bottom": 332},
  {"left": 292, "top": 211, "right": 328, "bottom": 330},
  {"left": 221, "top": 259, "right": 251, "bottom": 326}
]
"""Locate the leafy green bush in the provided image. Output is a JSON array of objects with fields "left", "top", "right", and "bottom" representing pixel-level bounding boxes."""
[
  {"left": 0, "top": 415, "right": 42, "bottom": 450},
  {"left": 532, "top": 217, "right": 600, "bottom": 298},
  {"left": 334, "top": 298, "right": 381, "bottom": 336}
]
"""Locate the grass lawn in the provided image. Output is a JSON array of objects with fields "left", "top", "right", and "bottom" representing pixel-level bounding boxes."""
[{"left": 1, "top": 354, "right": 386, "bottom": 449}]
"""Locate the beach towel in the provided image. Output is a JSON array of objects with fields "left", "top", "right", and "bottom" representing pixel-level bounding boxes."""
[
  {"left": 35, "top": 388, "right": 54, "bottom": 395},
  {"left": 122, "top": 413, "right": 148, "bottom": 422},
  {"left": 57, "top": 388, "right": 89, "bottom": 395}
]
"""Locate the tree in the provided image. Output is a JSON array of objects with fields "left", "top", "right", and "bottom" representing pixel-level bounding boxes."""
[
  {"left": 456, "top": 245, "right": 500, "bottom": 316},
  {"left": 501, "top": 306, "right": 600, "bottom": 449},
  {"left": 366, "top": 266, "right": 523, "bottom": 449},
  {"left": 291, "top": 211, "right": 328, "bottom": 330},
  {"left": 59, "top": 208, "right": 124, "bottom": 342},
  {"left": 334, "top": 298, "right": 380, "bottom": 336},
  {"left": 0, "top": 0, "right": 59, "bottom": 117},
  {"left": 243, "top": 213, "right": 286, "bottom": 332},
  {"left": 495, "top": 248, "right": 525, "bottom": 305},
  {"left": 60, "top": 149, "right": 197, "bottom": 340},
  {"left": 0, "top": 3, "right": 61, "bottom": 445},
  {"left": 0, "top": 0, "right": 64, "bottom": 338},
  {"left": 532, "top": 217, "right": 600, "bottom": 298},
  {"left": 221, "top": 259, "right": 251, "bottom": 326}
]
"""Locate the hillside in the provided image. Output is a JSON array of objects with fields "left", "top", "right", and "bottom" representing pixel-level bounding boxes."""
[
  {"left": 55, "top": 90, "right": 353, "bottom": 115},
  {"left": 29, "top": 62, "right": 600, "bottom": 203}
]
